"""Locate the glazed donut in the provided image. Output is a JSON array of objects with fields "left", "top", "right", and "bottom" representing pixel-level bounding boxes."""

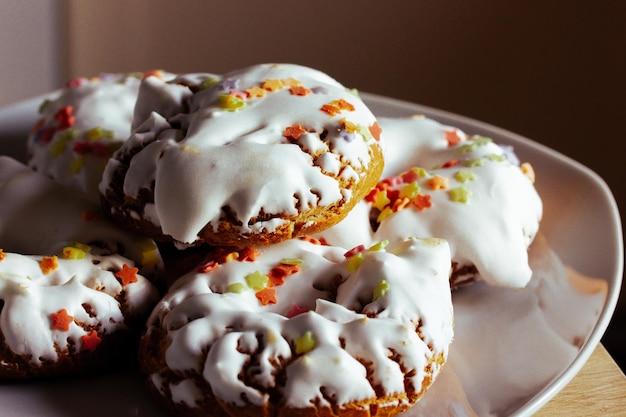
[
  {"left": 369, "top": 115, "right": 542, "bottom": 288},
  {"left": 0, "top": 156, "right": 163, "bottom": 277},
  {"left": 100, "top": 63, "right": 385, "bottom": 248},
  {"left": 27, "top": 71, "right": 173, "bottom": 202},
  {"left": 0, "top": 250, "right": 159, "bottom": 378},
  {"left": 139, "top": 236, "right": 453, "bottom": 417}
]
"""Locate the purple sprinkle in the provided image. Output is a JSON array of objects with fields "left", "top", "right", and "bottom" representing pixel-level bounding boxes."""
[
  {"left": 311, "top": 86, "right": 328, "bottom": 94},
  {"left": 217, "top": 78, "right": 240, "bottom": 91},
  {"left": 499, "top": 144, "right": 520, "bottom": 165},
  {"left": 339, "top": 130, "right": 356, "bottom": 142}
]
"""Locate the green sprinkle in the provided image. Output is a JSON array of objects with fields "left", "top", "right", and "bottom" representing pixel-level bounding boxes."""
[
  {"left": 472, "top": 136, "right": 493, "bottom": 146},
  {"left": 219, "top": 94, "right": 247, "bottom": 111},
  {"left": 38, "top": 99, "right": 50, "bottom": 114},
  {"left": 347, "top": 252, "right": 365, "bottom": 272},
  {"left": 449, "top": 186, "right": 473, "bottom": 203},
  {"left": 399, "top": 181, "right": 420, "bottom": 199},
  {"left": 463, "top": 158, "right": 484, "bottom": 168},
  {"left": 455, "top": 143, "right": 478, "bottom": 154},
  {"left": 281, "top": 258, "right": 303, "bottom": 265},
  {"left": 373, "top": 280, "right": 389, "bottom": 301},
  {"left": 226, "top": 283, "right": 247, "bottom": 294},
  {"left": 487, "top": 153, "right": 506, "bottom": 162},
  {"left": 245, "top": 271, "right": 268, "bottom": 290},
  {"left": 368, "top": 240, "right": 389, "bottom": 252},
  {"left": 454, "top": 170, "right": 476, "bottom": 183},
  {"left": 294, "top": 331, "right": 316, "bottom": 354},
  {"left": 200, "top": 77, "right": 220, "bottom": 90}
]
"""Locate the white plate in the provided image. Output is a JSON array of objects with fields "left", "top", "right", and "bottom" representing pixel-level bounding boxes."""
[{"left": 0, "top": 93, "right": 622, "bottom": 417}]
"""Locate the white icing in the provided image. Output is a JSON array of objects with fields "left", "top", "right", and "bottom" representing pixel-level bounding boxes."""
[
  {"left": 102, "top": 64, "right": 382, "bottom": 245},
  {"left": 144, "top": 237, "right": 453, "bottom": 411},
  {"left": 317, "top": 116, "right": 543, "bottom": 287},
  {"left": 0, "top": 251, "right": 158, "bottom": 366},
  {"left": 27, "top": 71, "right": 173, "bottom": 202},
  {"left": 0, "top": 156, "right": 163, "bottom": 276}
]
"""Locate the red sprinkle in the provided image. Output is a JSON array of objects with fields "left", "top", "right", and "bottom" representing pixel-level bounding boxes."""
[
  {"left": 238, "top": 247, "right": 260, "bottom": 262},
  {"left": 80, "top": 330, "right": 102, "bottom": 352},
  {"left": 344, "top": 245, "right": 366, "bottom": 258},
  {"left": 286, "top": 304, "right": 309, "bottom": 318},
  {"left": 441, "top": 160, "right": 460, "bottom": 168},
  {"left": 413, "top": 194, "right": 432, "bottom": 211},
  {"left": 50, "top": 309, "right": 74, "bottom": 331},
  {"left": 115, "top": 264, "right": 139, "bottom": 285},
  {"left": 54, "top": 106, "right": 75, "bottom": 130}
]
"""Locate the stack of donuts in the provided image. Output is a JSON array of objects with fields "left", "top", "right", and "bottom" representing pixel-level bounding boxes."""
[{"left": 0, "top": 64, "right": 542, "bottom": 416}]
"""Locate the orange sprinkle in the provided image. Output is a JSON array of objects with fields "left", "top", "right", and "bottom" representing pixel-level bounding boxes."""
[
  {"left": 413, "top": 194, "right": 432, "bottom": 211},
  {"left": 115, "top": 264, "right": 138, "bottom": 285},
  {"left": 262, "top": 79, "right": 285, "bottom": 91},
  {"left": 283, "top": 124, "right": 309, "bottom": 141},
  {"left": 142, "top": 69, "right": 164, "bottom": 80},
  {"left": 245, "top": 86, "right": 267, "bottom": 98},
  {"left": 368, "top": 121, "right": 383, "bottom": 141},
  {"left": 427, "top": 175, "right": 449, "bottom": 190},
  {"left": 256, "top": 288, "right": 277, "bottom": 305},
  {"left": 521, "top": 162, "right": 536, "bottom": 183},
  {"left": 445, "top": 129, "right": 462, "bottom": 147},
  {"left": 289, "top": 85, "right": 312, "bottom": 96},
  {"left": 268, "top": 264, "right": 299, "bottom": 287},
  {"left": 80, "top": 330, "right": 102, "bottom": 352},
  {"left": 39, "top": 256, "right": 58, "bottom": 274},
  {"left": 238, "top": 247, "right": 260, "bottom": 262},
  {"left": 0, "top": 249, "right": 5, "bottom": 262},
  {"left": 392, "top": 197, "right": 411, "bottom": 212},
  {"left": 320, "top": 99, "right": 355, "bottom": 116},
  {"left": 299, "top": 235, "right": 323, "bottom": 245},
  {"left": 51, "top": 309, "right": 74, "bottom": 331}
]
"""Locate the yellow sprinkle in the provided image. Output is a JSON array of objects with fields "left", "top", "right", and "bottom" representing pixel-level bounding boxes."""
[
  {"left": 226, "top": 282, "right": 247, "bottom": 294},
  {"left": 368, "top": 240, "right": 389, "bottom": 252},
  {"left": 219, "top": 94, "right": 246, "bottom": 111},
  {"left": 372, "top": 190, "right": 391, "bottom": 211},
  {"left": 373, "top": 280, "right": 389, "bottom": 301},
  {"left": 347, "top": 252, "right": 364, "bottom": 272},
  {"left": 245, "top": 271, "right": 268, "bottom": 290},
  {"left": 399, "top": 181, "right": 420, "bottom": 199},
  {"left": 62, "top": 246, "right": 86, "bottom": 259},
  {"left": 223, "top": 252, "right": 239, "bottom": 262},
  {"left": 85, "top": 126, "right": 103, "bottom": 141},
  {"left": 245, "top": 86, "right": 267, "bottom": 98},
  {"left": 454, "top": 170, "right": 476, "bottom": 183},
  {"left": 262, "top": 79, "right": 285, "bottom": 91},
  {"left": 449, "top": 186, "right": 473, "bottom": 203},
  {"left": 281, "top": 258, "right": 303, "bottom": 265},
  {"left": 294, "top": 331, "right": 316, "bottom": 355},
  {"left": 376, "top": 207, "right": 394, "bottom": 223},
  {"left": 521, "top": 162, "right": 536, "bottom": 183}
]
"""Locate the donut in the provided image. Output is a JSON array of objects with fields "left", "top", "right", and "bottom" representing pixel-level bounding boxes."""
[
  {"left": 99, "top": 63, "right": 385, "bottom": 248},
  {"left": 0, "top": 250, "right": 159, "bottom": 378},
  {"left": 139, "top": 236, "right": 453, "bottom": 417},
  {"left": 0, "top": 156, "right": 163, "bottom": 278},
  {"left": 27, "top": 70, "right": 173, "bottom": 202},
  {"left": 368, "top": 115, "right": 542, "bottom": 288}
]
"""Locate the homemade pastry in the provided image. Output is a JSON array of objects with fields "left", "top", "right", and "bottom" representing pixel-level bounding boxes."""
[
  {"left": 0, "top": 250, "right": 159, "bottom": 378},
  {"left": 369, "top": 116, "right": 542, "bottom": 288},
  {"left": 139, "top": 236, "right": 453, "bottom": 417},
  {"left": 27, "top": 71, "right": 172, "bottom": 202},
  {"left": 0, "top": 155, "right": 163, "bottom": 278},
  {"left": 100, "top": 63, "right": 384, "bottom": 248}
]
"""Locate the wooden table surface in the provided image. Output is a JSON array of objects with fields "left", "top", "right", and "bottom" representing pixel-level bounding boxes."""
[{"left": 535, "top": 344, "right": 626, "bottom": 416}]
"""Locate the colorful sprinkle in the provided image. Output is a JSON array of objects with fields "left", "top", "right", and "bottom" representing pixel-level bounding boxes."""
[
  {"left": 0, "top": 249, "right": 5, "bottom": 262},
  {"left": 289, "top": 85, "right": 312, "bottom": 96},
  {"left": 413, "top": 194, "right": 432, "bottom": 211},
  {"left": 521, "top": 162, "right": 536, "bottom": 183},
  {"left": 255, "top": 288, "right": 277, "bottom": 305},
  {"left": 294, "top": 331, "right": 316, "bottom": 354},
  {"left": 454, "top": 170, "right": 476, "bottom": 183},
  {"left": 445, "top": 129, "right": 462, "bottom": 147},
  {"left": 238, "top": 247, "right": 260, "bottom": 262},
  {"left": 219, "top": 94, "right": 247, "bottom": 111},
  {"left": 115, "top": 264, "right": 139, "bottom": 286},
  {"left": 54, "top": 106, "right": 75, "bottom": 130},
  {"left": 426, "top": 175, "right": 449, "bottom": 190},
  {"left": 39, "top": 256, "right": 58, "bottom": 274},
  {"left": 371, "top": 190, "right": 391, "bottom": 211},
  {"left": 368, "top": 122, "right": 383, "bottom": 141},
  {"left": 399, "top": 181, "right": 420, "bottom": 199},
  {"left": 80, "top": 330, "right": 102, "bottom": 352},
  {"left": 368, "top": 240, "right": 389, "bottom": 252},
  {"left": 50, "top": 309, "right": 74, "bottom": 331},
  {"left": 226, "top": 283, "right": 247, "bottom": 294},
  {"left": 69, "top": 157, "right": 84, "bottom": 174},
  {"left": 449, "top": 186, "right": 473, "bottom": 203},
  {"left": 320, "top": 99, "right": 355, "bottom": 116},
  {"left": 62, "top": 244, "right": 89, "bottom": 259},
  {"left": 283, "top": 124, "right": 309, "bottom": 141},
  {"left": 262, "top": 79, "right": 285, "bottom": 91},
  {"left": 487, "top": 153, "right": 506, "bottom": 162},
  {"left": 246, "top": 271, "right": 269, "bottom": 290},
  {"left": 347, "top": 252, "right": 365, "bottom": 272},
  {"left": 463, "top": 158, "right": 484, "bottom": 168},
  {"left": 373, "top": 280, "right": 389, "bottom": 301},
  {"left": 281, "top": 258, "right": 303, "bottom": 265},
  {"left": 245, "top": 86, "right": 267, "bottom": 98}
]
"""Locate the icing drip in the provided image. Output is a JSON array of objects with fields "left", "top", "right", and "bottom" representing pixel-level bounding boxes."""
[{"left": 144, "top": 237, "right": 453, "bottom": 411}]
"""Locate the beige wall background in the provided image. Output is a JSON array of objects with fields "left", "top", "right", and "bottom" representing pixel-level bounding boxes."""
[{"left": 2, "top": 1, "right": 625, "bottom": 363}]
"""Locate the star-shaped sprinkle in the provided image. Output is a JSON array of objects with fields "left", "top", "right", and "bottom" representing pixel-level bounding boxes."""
[
  {"left": 50, "top": 309, "right": 74, "bottom": 331},
  {"left": 449, "top": 186, "right": 473, "bottom": 203},
  {"left": 115, "top": 264, "right": 138, "bottom": 286},
  {"left": 245, "top": 86, "right": 267, "bottom": 98},
  {"left": 289, "top": 85, "right": 311, "bottom": 96},
  {"left": 80, "top": 330, "right": 102, "bottom": 352},
  {"left": 368, "top": 121, "right": 383, "bottom": 141},
  {"left": 283, "top": 124, "right": 308, "bottom": 141},
  {"left": 256, "top": 288, "right": 277, "bottom": 306},
  {"left": 294, "top": 331, "right": 316, "bottom": 354},
  {"left": 39, "top": 256, "right": 58, "bottom": 274},
  {"left": 246, "top": 271, "right": 268, "bottom": 290},
  {"left": 413, "top": 194, "right": 432, "bottom": 211},
  {"left": 445, "top": 129, "right": 462, "bottom": 147},
  {"left": 427, "top": 175, "right": 449, "bottom": 190}
]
